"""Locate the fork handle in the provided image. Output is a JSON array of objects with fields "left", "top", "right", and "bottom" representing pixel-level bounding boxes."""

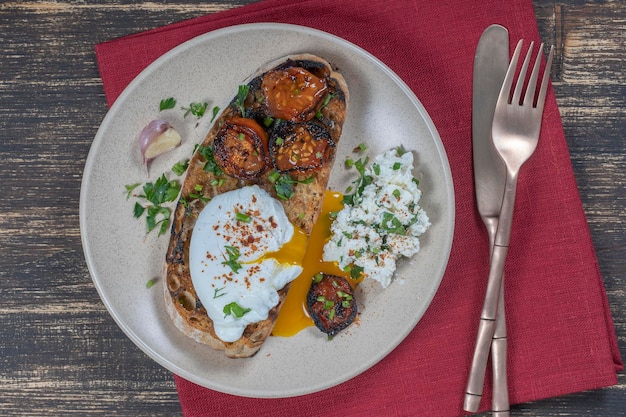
[{"left": 492, "top": 283, "right": 510, "bottom": 416}]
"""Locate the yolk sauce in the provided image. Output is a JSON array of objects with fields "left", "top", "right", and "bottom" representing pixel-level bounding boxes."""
[{"left": 272, "top": 190, "right": 353, "bottom": 337}]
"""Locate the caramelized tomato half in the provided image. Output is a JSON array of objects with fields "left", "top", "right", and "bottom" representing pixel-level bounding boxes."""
[
  {"left": 213, "top": 117, "right": 270, "bottom": 180},
  {"left": 262, "top": 67, "right": 328, "bottom": 122},
  {"left": 270, "top": 121, "right": 334, "bottom": 173},
  {"left": 307, "top": 273, "right": 357, "bottom": 337}
]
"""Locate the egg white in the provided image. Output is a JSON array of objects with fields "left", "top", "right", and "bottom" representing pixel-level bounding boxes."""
[{"left": 189, "top": 185, "right": 303, "bottom": 343}]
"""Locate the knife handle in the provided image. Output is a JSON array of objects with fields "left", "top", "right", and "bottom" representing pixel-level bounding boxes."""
[{"left": 464, "top": 244, "right": 509, "bottom": 412}]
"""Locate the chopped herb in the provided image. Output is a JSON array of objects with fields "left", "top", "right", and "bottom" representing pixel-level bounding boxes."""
[
  {"left": 142, "top": 174, "right": 181, "bottom": 205},
  {"left": 133, "top": 202, "right": 145, "bottom": 218},
  {"left": 159, "top": 97, "right": 176, "bottom": 111},
  {"left": 412, "top": 177, "right": 420, "bottom": 186},
  {"left": 268, "top": 171, "right": 313, "bottom": 200},
  {"left": 210, "top": 106, "right": 220, "bottom": 122},
  {"left": 172, "top": 159, "right": 189, "bottom": 176},
  {"left": 263, "top": 116, "right": 274, "bottom": 127},
  {"left": 372, "top": 163, "right": 381, "bottom": 176},
  {"left": 128, "top": 174, "right": 180, "bottom": 236},
  {"left": 197, "top": 145, "right": 223, "bottom": 176},
  {"left": 235, "top": 212, "right": 251, "bottom": 223},
  {"left": 393, "top": 189, "right": 401, "bottom": 199},
  {"left": 345, "top": 158, "right": 354, "bottom": 168},
  {"left": 316, "top": 295, "right": 335, "bottom": 310},
  {"left": 396, "top": 145, "right": 407, "bottom": 156},
  {"left": 146, "top": 279, "right": 156, "bottom": 288},
  {"left": 182, "top": 102, "right": 209, "bottom": 118},
  {"left": 274, "top": 137, "right": 284, "bottom": 146},
  {"left": 213, "top": 287, "right": 226, "bottom": 299},
  {"left": 313, "top": 273, "right": 324, "bottom": 283},
  {"left": 381, "top": 212, "right": 407, "bottom": 235},
  {"left": 349, "top": 264, "right": 364, "bottom": 280},
  {"left": 392, "top": 162, "right": 402, "bottom": 170},
  {"left": 125, "top": 182, "right": 141, "bottom": 199},
  {"left": 315, "top": 92, "right": 335, "bottom": 119},
  {"left": 223, "top": 302, "right": 251, "bottom": 318},
  {"left": 221, "top": 245, "right": 242, "bottom": 273},
  {"left": 354, "top": 143, "right": 367, "bottom": 152},
  {"left": 235, "top": 84, "right": 250, "bottom": 115}
]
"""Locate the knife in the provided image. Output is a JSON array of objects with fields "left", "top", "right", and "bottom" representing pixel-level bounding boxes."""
[{"left": 464, "top": 24, "right": 510, "bottom": 415}]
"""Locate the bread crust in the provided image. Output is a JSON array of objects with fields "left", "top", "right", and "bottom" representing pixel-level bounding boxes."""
[{"left": 163, "top": 54, "right": 348, "bottom": 357}]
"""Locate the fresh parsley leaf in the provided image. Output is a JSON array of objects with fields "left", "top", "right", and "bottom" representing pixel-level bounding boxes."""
[
  {"left": 223, "top": 301, "right": 251, "bottom": 318},
  {"left": 125, "top": 182, "right": 141, "bottom": 199},
  {"left": 235, "top": 84, "right": 250, "bottom": 115},
  {"left": 129, "top": 174, "right": 180, "bottom": 236},
  {"left": 133, "top": 202, "right": 145, "bottom": 218},
  {"left": 380, "top": 212, "right": 407, "bottom": 236},
  {"left": 221, "top": 245, "right": 242, "bottom": 273},
  {"left": 159, "top": 97, "right": 176, "bottom": 111},
  {"left": 172, "top": 159, "right": 189, "bottom": 176},
  {"left": 146, "top": 205, "right": 172, "bottom": 236},
  {"left": 210, "top": 106, "right": 220, "bottom": 122},
  {"left": 182, "top": 102, "right": 209, "bottom": 118},
  {"left": 268, "top": 171, "right": 313, "bottom": 200},
  {"left": 197, "top": 145, "right": 223, "bottom": 176}
]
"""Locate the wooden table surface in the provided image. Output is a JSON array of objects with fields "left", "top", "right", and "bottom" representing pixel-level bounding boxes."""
[{"left": 1, "top": 1, "right": 624, "bottom": 415}]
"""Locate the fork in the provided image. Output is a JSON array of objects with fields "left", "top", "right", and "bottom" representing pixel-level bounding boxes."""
[{"left": 464, "top": 39, "right": 554, "bottom": 413}]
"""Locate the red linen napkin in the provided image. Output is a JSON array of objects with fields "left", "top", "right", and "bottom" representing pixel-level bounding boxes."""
[{"left": 95, "top": 0, "right": 623, "bottom": 416}]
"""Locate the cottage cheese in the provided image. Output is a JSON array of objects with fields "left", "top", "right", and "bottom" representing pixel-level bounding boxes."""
[{"left": 322, "top": 147, "right": 430, "bottom": 288}]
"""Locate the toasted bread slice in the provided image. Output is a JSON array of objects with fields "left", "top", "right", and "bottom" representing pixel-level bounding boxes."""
[{"left": 164, "top": 54, "right": 349, "bottom": 357}]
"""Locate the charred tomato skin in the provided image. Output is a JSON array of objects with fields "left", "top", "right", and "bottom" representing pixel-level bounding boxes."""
[
  {"left": 213, "top": 117, "right": 270, "bottom": 180},
  {"left": 307, "top": 274, "right": 357, "bottom": 337},
  {"left": 261, "top": 66, "right": 328, "bottom": 123},
  {"left": 269, "top": 121, "right": 335, "bottom": 173}
]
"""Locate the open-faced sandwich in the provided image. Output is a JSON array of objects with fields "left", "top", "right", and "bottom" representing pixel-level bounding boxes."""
[{"left": 163, "top": 54, "right": 349, "bottom": 358}]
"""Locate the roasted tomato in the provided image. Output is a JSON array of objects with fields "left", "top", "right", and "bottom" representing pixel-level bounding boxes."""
[
  {"left": 213, "top": 117, "right": 270, "bottom": 180},
  {"left": 270, "top": 121, "right": 334, "bottom": 173},
  {"left": 307, "top": 273, "right": 357, "bottom": 337},
  {"left": 261, "top": 67, "right": 328, "bottom": 122}
]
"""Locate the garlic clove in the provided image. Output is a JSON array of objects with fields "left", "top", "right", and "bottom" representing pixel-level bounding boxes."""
[{"left": 139, "top": 119, "right": 182, "bottom": 169}]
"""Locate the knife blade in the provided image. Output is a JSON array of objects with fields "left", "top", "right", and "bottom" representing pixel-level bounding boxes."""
[{"left": 464, "top": 24, "right": 510, "bottom": 415}]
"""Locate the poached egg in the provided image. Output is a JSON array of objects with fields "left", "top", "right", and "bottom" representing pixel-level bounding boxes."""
[{"left": 189, "top": 185, "right": 306, "bottom": 342}]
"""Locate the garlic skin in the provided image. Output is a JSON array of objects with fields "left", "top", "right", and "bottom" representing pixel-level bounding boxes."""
[{"left": 139, "top": 119, "right": 182, "bottom": 172}]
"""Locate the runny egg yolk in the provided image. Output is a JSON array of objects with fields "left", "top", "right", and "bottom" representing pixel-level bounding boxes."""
[{"left": 272, "top": 190, "right": 352, "bottom": 337}]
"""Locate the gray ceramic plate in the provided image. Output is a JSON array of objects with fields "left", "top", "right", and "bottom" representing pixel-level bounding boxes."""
[{"left": 80, "top": 23, "right": 454, "bottom": 398}]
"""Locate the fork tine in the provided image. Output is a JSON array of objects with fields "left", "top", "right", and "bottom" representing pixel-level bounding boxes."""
[
  {"left": 512, "top": 41, "right": 534, "bottom": 105},
  {"left": 535, "top": 45, "right": 555, "bottom": 112},
  {"left": 498, "top": 40, "right": 524, "bottom": 106},
  {"left": 524, "top": 43, "right": 544, "bottom": 107}
]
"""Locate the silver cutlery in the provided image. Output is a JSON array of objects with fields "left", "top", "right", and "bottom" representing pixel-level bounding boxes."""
[
  {"left": 465, "top": 38, "right": 554, "bottom": 413},
  {"left": 465, "top": 24, "right": 510, "bottom": 415}
]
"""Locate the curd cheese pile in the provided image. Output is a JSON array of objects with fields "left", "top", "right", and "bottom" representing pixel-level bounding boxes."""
[{"left": 323, "top": 147, "right": 430, "bottom": 288}]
